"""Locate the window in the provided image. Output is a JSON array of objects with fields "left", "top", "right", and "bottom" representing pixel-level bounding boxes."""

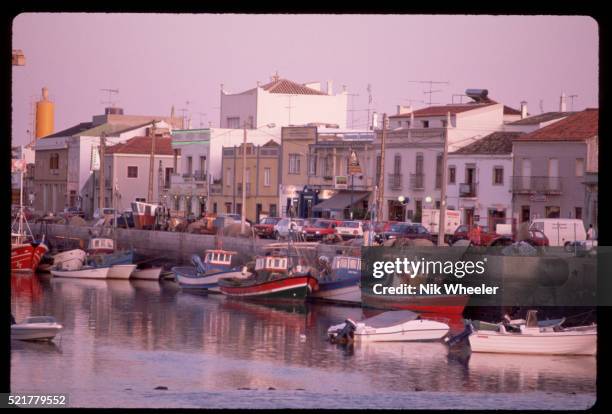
[
  {"left": 187, "top": 156, "right": 193, "bottom": 175},
  {"left": 225, "top": 202, "right": 232, "bottom": 213},
  {"left": 393, "top": 154, "right": 401, "bottom": 174},
  {"left": 415, "top": 153, "right": 424, "bottom": 174},
  {"left": 493, "top": 167, "right": 504, "bottom": 185},
  {"left": 174, "top": 197, "right": 180, "bottom": 211},
  {"left": 405, "top": 120, "right": 411, "bottom": 128},
  {"left": 246, "top": 168, "right": 251, "bottom": 184},
  {"left": 227, "top": 117, "right": 240, "bottom": 129},
  {"left": 575, "top": 158, "right": 585, "bottom": 177},
  {"left": 49, "top": 153, "right": 59, "bottom": 169},
  {"left": 136, "top": 197, "right": 146, "bottom": 202},
  {"left": 270, "top": 204, "right": 277, "bottom": 217},
  {"left": 448, "top": 166, "right": 456, "bottom": 184},
  {"left": 213, "top": 202, "right": 217, "bottom": 214},
  {"left": 164, "top": 167, "right": 173, "bottom": 188},
  {"left": 575, "top": 207, "right": 583, "bottom": 220},
  {"left": 308, "top": 154, "right": 317, "bottom": 176},
  {"left": 199, "top": 156, "right": 206, "bottom": 173},
  {"left": 422, "top": 120, "right": 429, "bottom": 128},
  {"left": 236, "top": 203, "right": 242, "bottom": 215},
  {"left": 435, "top": 154, "right": 443, "bottom": 189},
  {"left": 441, "top": 120, "right": 448, "bottom": 128},
  {"left": 264, "top": 168, "right": 271, "bottom": 186},
  {"left": 545, "top": 206, "right": 561, "bottom": 218},
  {"left": 226, "top": 168, "right": 232, "bottom": 187},
  {"left": 127, "top": 166, "right": 138, "bottom": 178},
  {"left": 288, "top": 154, "right": 301, "bottom": 174}
]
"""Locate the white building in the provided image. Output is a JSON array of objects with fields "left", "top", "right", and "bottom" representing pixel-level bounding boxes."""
[
  {"left": 219, "top": 74, "right": 348, "bottom": 129},
  {"left": 447, "top": 131, "right": 523, "bottom": 230}
]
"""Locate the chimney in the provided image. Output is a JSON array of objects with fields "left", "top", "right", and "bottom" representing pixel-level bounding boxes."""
[
  {"left": 520, "top": 101, "right": 528, "bottom": 119},
  {"left": 396, "top": 105, "right": 412, "bottom": 115},
  {"left": 559, "top": 93, "right": 567, "bottom": 112},
  {"left": 371, "top": 112, "right": 379, "bottom": 130},
  {"left": 327, "top": 80, "right": 333, "bottom": 95}
]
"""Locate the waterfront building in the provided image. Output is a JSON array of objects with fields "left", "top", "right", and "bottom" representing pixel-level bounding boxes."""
[
  {"left": 219, "top": 73, "right": 348, "bottom": 129},
  {"left": 511, "top": 108, "right": 598, "bottom": 230},
  {"left": 279, "top": 126, "right": 375, "bottom": 220},
  {"left": 447, "top": 131, "right": 522, "bottom": 229},
  {"left": 103, "top": 134, "right": 176, "bottom": 213},
  {"left": 210, "top": 140, "right": 281, "bottom": 222},
  {"left": 11, "top": 144, "right": 36, "bottom": 206}
]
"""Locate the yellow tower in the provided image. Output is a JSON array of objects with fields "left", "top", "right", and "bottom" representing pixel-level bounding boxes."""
[{"left": 35, "top": 87, "right": 54, "bottom": 139}]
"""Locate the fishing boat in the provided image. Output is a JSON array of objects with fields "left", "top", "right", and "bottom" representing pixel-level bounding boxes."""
[
  {"left": 218, "top": 253, "right": 318, "bottom": 301},
  {"left": 131, "top": 266, "right": 163, "bottom": 280},
  {"left": 327, "top": 310, "right": 450, "bottom": 343},
  {"left": 311, "top": 255, "right": 361, "bottom": 303},
  {"left": 51, "top": 265, "right": 111, "bottom": 279},
  {"left": 131, "top": 201, "right": 162, "bottom": 230},
  {"left": 11, "top": 315, "right": 63, "bottom": 341},
  {"left": 86, "top": 237, "right": 135, "bottom": 279},
  {"left": 52, "top": 249, "right": 87, "bottom": 271},
  {"left": 11, "top": 159, "right": 48, "bottom": 273},
  {"left": 173, "top": 249, "right": 248, "bottom": 291},
  {"left": 466, "top": 310, "right": 597, "bottom": 356}
]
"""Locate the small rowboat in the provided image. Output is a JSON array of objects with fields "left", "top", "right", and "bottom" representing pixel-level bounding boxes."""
[
  {"left": 11, "top": 316, "right": 63, "bottom": 341},
  {"left": 51, "top": 266, "right": 111, "bottom": 279},
  {"left": 131, "top": 266, "right": 163, "bottom": 280},
  {"left": 328, "top": 310, "right": 450, "bottom": 343}
]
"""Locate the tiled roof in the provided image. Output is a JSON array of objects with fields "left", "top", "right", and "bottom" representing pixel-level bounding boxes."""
[
  {"left": 42, "top": 122, "right": 94, "bottom": 138},
  {"left": 514, "top": 108, "right": 598, "bottom": 142},
  {"left": 390, "top": 102, "right": 496, "bottom": 118},
  {"left": 452, "top": 131, "right": 524, "bottom": 155},
  {"left": 260, "top": 78, "right": 328, "bottom": 95},
  {"left": 507, "top": 112, "right": 572, "bottom": 126},
  {"left": 106, "top": 136, "right": 174, "bottom": 155},
  {"left": 503, "top": 105, "right": 522, "bottom": 115}
]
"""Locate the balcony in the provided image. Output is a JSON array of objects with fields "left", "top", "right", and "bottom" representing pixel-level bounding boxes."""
[
  {"left": 193, "top": 170, "right": 207, "bottom": 182},
  {"left": 459, "top": 182, "right": 478, "bottom": 198},
  {"left": 388, "top": 173, "right": 402, "bottom": 190},
  {"left": 511, "top": 176, "right": 562, "bottom": 194},
  {"left": 182, "top": 173, "right": 193, "bottom": 181},
  {"left": 410, "top": 173, "right": 425, "bottom": 190}
]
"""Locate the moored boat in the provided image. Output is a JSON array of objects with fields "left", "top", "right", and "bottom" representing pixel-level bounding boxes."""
[
  {"left": 173, "top": 250, "right": 248, "bottom": 290},
  {"left": 327, "top": 310, "right": 450, "bottom": 343},
  {"left": 52, "top": 249, "right": 87, "bottom": 271},
  {"left": 467, "top": 310, "right": 597, "bottom": 356},
  {"left": 11, "top": 315, "right": 63, "bottom": 341},
  {"left": 311, "top": 255, "right": 361, "bottom": 303},
  {"left": 51, "top": 266, "right": 111, "bottom": 279},
  {"left": 131, "top": 266, "right": 163, "bottom": 280},
  {"left": 107, "top": 264, "right": 137, "bottom": 279}
]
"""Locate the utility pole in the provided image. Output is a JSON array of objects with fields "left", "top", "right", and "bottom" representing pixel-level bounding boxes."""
[
  {"left": 437, "top": 112, "right": 450, "bottom": 246},
  {"left": 98, "top": 132, "right": 106, "bottom": 211},
  {"left": 241, "top": 121, "right": 248, "bottom": 234},
  {"left": 377, "top": 114, "right": 388, "bottom": 222},
  {"left": 148, "top": 122, "right": 157, "bottom": 202}
]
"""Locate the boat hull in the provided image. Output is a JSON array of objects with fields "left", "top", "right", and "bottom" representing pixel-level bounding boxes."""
[
  {"left": 312, "top": 278, "right": 361, "bottom": 302},
  {"left": 11, "top": 324, "right": 62, "bottom": 341},
  {"left": 219, "top": 276, "right": 318, "bottom": 301},
  {"left": 131, "top": 267, "right": 163, "bottom": 280},
  {"left": 107, "top": 264, "right": 137, "bottom": 279},
  {"left": 51, "top": 266, "right": 111, "bottom": 279},
  {"left": 173, "top": 267, "right": 248, "bottom": 291},
  {"left": 355, "top": 319, "right": 449, "bottom": 342},
  {"left": 11, "top": 243, "right": 48, "bottom": 273},
  {"left": 53, "top": 249, "right": 86, "bottom": 271},
  {"left": 468, "top": 330, "right": 597, "bottom": 356},
  {"left": 361, "top": 291, "right": 469, "bottom": 315}
]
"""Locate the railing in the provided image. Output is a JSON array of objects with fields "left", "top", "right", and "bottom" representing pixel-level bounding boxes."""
[
  {"left": 511, "top": 176, "right": 562, "bottom": 194},
  {"left": 410, "top": 173, "right": 425, "bottom": 190},
  {"left": 209, "top": 185, "right": 223, "bottom": 195},
  {"left": 388, "top": 173, "right": 402, "bottom": 190},
  {"left": 193, "top": 170, "right": 207, "bottom": 181},
  {"left": 459, "top": 182, "right": 478, "bottom": 198}
]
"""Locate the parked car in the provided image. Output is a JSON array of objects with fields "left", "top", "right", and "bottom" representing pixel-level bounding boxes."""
[
  {"left": 526, "top": 229, "right": 549, "bottom": 247},
  {"left": 301, "top": 219, "right": 340, "bottom": 241},
  {"left": 376, "top": 223, "right": 432, "bottom": 243},
  {"left": 274, "top": 218, "right": 306, "bottom": 240},
  {"left": 451, "top": 224, "right": 513, "bottom": 246},
  {"left": 335, "top": 220, "right": 364, "bottom": 240},
  {"left": 253, "top": 217, "right": 282, "bottom": 239}
]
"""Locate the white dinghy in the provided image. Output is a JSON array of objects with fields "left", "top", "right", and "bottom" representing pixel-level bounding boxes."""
[
  {"left": 51, "top": 266, "right": 110, "bottom": 279},
  {"left": 131, "top": 266, "right": 163, "bottom": 280},
  {"left": 11, "top": 316, "right": 63, "bottom": 341},
  {"left": 328, "top": 310, "right": 450, "bottom": 343},
  {"left": 52, "top": 249, "right": 86, "bottom": 271}
]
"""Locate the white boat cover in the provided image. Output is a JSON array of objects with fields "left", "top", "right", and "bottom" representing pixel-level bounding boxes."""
[{"left": 361, "top": 311, "right": 419, "bottom": 328}]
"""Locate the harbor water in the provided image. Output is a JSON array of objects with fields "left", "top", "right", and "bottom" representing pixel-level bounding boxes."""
[{"left": 10, "top": 273, "right": 596, "bottom": 409}]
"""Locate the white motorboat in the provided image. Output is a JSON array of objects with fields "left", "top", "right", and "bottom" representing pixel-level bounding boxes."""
[
  {"left": 53, "top": 249, "right": 86, "bottom": 271},
  {"left": 131, "top": 266, "right": 163, "bottom": 280},
  {"left": 467, "top": 310, "right": 597, "bottom": 356},
  {"left": 107, "top": 264, "right": 137, "bottom": 279},
  {"left": 51, "top": 266, "right": 111, "bottom": 279},
  {"left": 11, "top": 316, "right": 63, "bottom": 341},
  {"left": 328, "top": 310, "right": 450, "bottom": 343}
]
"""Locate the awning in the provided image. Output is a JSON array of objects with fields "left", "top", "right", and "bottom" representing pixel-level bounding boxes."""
[{"left": 312, "top": 191, "right": 370, "bottom": 212}]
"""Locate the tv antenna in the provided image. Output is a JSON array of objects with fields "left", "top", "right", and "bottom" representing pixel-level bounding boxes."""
[
  {"left": 539, "top": 99, "right": 544, "bottom": 114},
  {"left": 568, "top": 94, "right": 578, "bottom": 111},
  {"left": 452, "top": 94, "right": 468, "bottom": 104},
  {"left": 101, "top": 88, "right": 119, "bottom": 107},
  {"left": 196, "top": 112, "right": 207, "bottom": 128},
  {"left": 406, "top": 80, "right": 450, "bottom": 105}
]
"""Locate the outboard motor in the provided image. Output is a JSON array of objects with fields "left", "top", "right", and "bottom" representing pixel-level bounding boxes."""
[
  {"left": 191, "top": 254, "right": 207, "bottom": 274},
  {"left": 328, "top": 318, "right": 357, "bottom": 345},
  {"left": 444, "top": 323, "right": 473, "bottom": 347}
]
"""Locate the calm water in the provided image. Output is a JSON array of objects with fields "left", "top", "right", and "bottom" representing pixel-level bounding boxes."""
[{"left": 10, "top": 273, "right": 596, "bottom": 409}]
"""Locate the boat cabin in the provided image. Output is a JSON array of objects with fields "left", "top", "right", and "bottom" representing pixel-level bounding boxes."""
[
  {"left": 204, "top": 250, "right": 237, "bottom": 266},
  {"left": 87, "top": 238, "right": 114, "bottom": 254},
  {"left": 255, "top": 255, "right": 289, "bottom": 272},
  {"left": 332, "top": 256, "right": 361, "bottom": 270}
]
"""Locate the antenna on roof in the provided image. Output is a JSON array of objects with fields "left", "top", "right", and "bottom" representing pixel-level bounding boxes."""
[
  {"left": 406, "top": 80, "right": 450, "bottom": 105},
  {"left": 539, "top": 99, "right": 544, "bottom": 114},
  {"left": 100, "top": 88, "right": 119, "bottom": 107},
  {"left": 568, "top": 94, "right": 578, "bottom": 111},
  {"left": 452, "top": 94, "right": 468, "bottom": 104}
]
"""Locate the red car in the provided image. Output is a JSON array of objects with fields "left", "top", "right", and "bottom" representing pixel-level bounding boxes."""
[
  {"left": 301, "top": 219, "right": 341, "bottom": 241},
  {"left": 451, "top": 225, "right": 512, "bottom": 246},
  {"left": 253, "top": 217, "right": 282, "bottom": 239}
]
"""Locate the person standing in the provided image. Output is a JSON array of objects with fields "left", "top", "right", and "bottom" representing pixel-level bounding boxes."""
[{"left": 587, "top": 224, "right": 596, "bottom": 240}]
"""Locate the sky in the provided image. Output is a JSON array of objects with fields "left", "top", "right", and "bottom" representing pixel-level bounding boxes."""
[{"left": 12, "top": 13, "right": 598, "bottom": 146}]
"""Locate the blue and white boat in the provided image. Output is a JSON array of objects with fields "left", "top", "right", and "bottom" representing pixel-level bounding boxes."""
[
  {"left": 86, "top": 238, "right": 136, "bottom": 279},
  {"left": 311, "top": 256, "right": 361, "bottom": 303},
  {"left": 173, "top": 249, "right": 250, "bottom": 291}
]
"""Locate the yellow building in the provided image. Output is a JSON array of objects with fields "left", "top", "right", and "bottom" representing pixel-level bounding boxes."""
[{"left": 210, "top": 140, "right": 280, "bottom": 222}]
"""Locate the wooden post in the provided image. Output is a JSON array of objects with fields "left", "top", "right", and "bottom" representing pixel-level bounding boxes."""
[
  {"left": 99, "top": 132, "right": 106, "bottom": 211},
  {"left": 438, "top": 112, "right": 450, "bottom": 246},
  {"left": 377, "top": 113, "right": 387, "bottom": 222}
]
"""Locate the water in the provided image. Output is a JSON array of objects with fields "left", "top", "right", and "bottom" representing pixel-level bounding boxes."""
[{"left": 10, "top": 273, "right": 596, "bottom": 409}]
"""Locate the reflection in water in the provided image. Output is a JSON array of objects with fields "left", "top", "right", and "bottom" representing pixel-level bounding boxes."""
[{"left": 11, "top": 274, "right": 596, "bottom": 406}]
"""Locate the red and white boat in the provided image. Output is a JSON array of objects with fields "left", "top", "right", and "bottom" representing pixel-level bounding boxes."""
[
  {"left": 131, "top": 201, "right": 162, "bottom": 230},
  {"left": 11, "top": 158, "right": 48, "bottom": 273}
]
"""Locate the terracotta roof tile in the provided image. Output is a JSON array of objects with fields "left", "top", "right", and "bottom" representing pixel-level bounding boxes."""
[
  {"left": 452, "top": 131, "right": 523, "bottom": 155},
  {"left": 260, "top": 78, "right": 328, "bottom": 95},
  {"left": 514, "top": 108, "right": 598, "bottom": 142},
  {"left": 106, "top": 136, "right": 174, "bottom": 155}
]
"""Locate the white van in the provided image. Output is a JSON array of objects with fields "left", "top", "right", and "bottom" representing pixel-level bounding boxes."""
[{"left": 529, "top": 218, "right": 586, "bottom": 247}]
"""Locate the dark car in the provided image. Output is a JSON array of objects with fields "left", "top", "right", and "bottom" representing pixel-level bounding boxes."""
[
  {"left": 376, "top": 223, "right": 432, "bottom": 243},
  {"left": 253, "top": 217, "right": 282, "bottom": 239},
  {"left": 110, "top": 211, "right": 135, "bottom": 228},
  {"left": 301, "top": 219, "right": 340, "bottom": 241}
]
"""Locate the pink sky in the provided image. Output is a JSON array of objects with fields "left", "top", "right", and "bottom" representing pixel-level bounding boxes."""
[{"left": 12, "top": 14, "right": 598, "bottom": 145}]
